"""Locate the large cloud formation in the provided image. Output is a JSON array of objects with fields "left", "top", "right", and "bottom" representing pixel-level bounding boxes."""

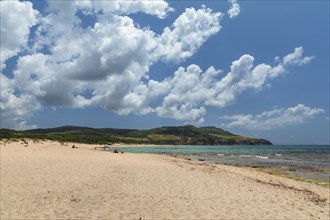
[
  {"left": 152, "top": 47, "right": 314, "bottom": 122},
  {"left": 0, "top": 0, "right": 320, "bottom": 130},
  {"left": 1, "top": 0, "right": 223, "bottom": 128}
]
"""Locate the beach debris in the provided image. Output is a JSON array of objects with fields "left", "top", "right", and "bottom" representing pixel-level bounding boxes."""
[
  {"left": 60, "top": 142, "right": 68, "bottom": 146},
  {"left": 22, "top": 139, "right": 29, "bottom": 147},
  {"left": 70, "top": 198, "right": 81, "bottom": 203},
  {"left": 94, "top": 145, "right": 111, "bottom": 150},
  {"left": 254, "top": 179, "right": 328, "bottom": 206},
  {"left": 72, "top": 145, "right": 78, "bottom": 149},
  {"left": 313, "top": 167, "right": 324, "bottom": 172}
]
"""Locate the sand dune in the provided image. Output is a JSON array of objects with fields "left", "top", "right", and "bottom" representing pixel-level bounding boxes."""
[{"left": 1, "top": 141, "right": 329, "bottom": 219}]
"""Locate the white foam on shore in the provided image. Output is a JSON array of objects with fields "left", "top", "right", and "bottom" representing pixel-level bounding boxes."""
[
  {"left": 239, "top": 155, "right": 253, "bottom": 158},
  {"left": 256, "top": 156, "right": 269, "bottom": 159}
]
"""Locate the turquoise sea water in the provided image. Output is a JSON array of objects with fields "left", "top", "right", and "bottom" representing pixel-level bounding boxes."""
[{"left": 111, "top": 145, "right": 330, "bottom": 182}]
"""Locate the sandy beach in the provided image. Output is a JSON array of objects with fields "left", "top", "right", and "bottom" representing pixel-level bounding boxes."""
[{"left": 1, "top": 141, "right": 329, "bottom": 220}]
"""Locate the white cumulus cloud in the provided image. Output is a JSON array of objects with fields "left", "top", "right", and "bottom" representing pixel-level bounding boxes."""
[
  {"left": 0, "top": 74, "right": 41, "bottom": 130},
  {"left": 152, "top": 47, "right": 315, "bottom": 122},
  {"left": 206, "top": 47, "right": 313, "bottom": 107},
  {"left": 221, "top": 104, "right": 325, "bottom": 130},
  {"left": 227, "top": 0, "right": 240, "bottom": 19},
  {"left": 154, "top": 6, "right": 222, "bottom": 62},
  {"left": 0, "top": 0, "right": 39, "bottom": 70},
  {"left": 155, "top": 65, "right": 219, "bottom": 122},
  {"left": 282, "top": 46, "right": 315, "bottom": 66},
  {"left": 90, "top": 0, "right": 173, "bottom": 19}
]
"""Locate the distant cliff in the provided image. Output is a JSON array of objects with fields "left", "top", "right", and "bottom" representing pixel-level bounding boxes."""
[{"left": 0, "top": 125, "right": 272, "bottom": 145}]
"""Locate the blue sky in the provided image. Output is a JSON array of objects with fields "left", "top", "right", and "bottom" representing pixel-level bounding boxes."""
[{"left": 1, "top": 0, "right": 329, "bottom": 145}]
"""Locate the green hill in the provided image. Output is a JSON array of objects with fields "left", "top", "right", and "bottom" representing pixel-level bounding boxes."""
[{"left": 0, "top": 125, "right": 272, "bottom": 145}]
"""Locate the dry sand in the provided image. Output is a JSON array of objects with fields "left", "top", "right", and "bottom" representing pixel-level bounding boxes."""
[{"left": 1, "top": 141, "right": 329, "bottom": 220}]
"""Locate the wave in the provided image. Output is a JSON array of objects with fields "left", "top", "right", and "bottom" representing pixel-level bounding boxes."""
[
  {"left": 239, "top": 155, "right": 253, "bottom": 158},
  {"left": 256, "top": 156, "right": 269, "bottom": 159}
]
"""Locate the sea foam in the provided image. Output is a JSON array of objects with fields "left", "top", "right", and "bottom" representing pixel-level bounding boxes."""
[{"left": 256, "top": 156, "right": 269, "bottom": 159}]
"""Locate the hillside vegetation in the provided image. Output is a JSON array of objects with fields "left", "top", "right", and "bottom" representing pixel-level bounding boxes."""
[{"left": 0, "top": 125, "right": 272, "bottom": 145}]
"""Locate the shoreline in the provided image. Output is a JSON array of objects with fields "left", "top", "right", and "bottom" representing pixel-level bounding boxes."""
[
  {"left": 1, "top": 141, "right": 330, "bottom": 219},
  {"left": 2, "top": 139, "right": 329, "bottom": 184},
  {"left": 3, "top": 139, "right": 329, "bottom": 184},
  {"left": 171, "top": 156, "right": 330, "bottom": 186},
  {"left": 113, "top": 143, "right": 330, "bottom": 185}
]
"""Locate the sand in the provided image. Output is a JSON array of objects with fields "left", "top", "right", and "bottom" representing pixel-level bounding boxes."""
[{"left": 1, "top": 141, "right": 329, "bottom": 220}]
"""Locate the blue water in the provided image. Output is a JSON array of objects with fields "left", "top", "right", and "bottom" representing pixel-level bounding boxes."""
[{"left": 111, "top": 145, "right": 330, "bottom": 182}]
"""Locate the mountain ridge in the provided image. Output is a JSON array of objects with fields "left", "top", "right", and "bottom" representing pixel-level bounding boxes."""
[{"left": 0, "top": 125, "right": 272, "bottom": 145}]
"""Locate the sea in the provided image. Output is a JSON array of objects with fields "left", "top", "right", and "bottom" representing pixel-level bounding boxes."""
[{"left": 111, "top": 145, "right": 330, "bottom": 182}]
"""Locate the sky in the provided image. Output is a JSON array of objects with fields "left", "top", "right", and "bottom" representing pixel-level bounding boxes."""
[{"left": 0, "top": 0, "right": 329, "bottom": 145}]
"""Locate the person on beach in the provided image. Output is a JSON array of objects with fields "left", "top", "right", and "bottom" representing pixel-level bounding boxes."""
[{"left": 113, "top": 149, "right": 119, "bottom": 153}]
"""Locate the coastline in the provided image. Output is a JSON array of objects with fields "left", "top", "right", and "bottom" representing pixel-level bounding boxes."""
[
  {"left": 114, "top": 143, "right": 330, "bottom": 184},
  {"left": 1, "top": 140, "right": 329, "bottom": 219}
]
